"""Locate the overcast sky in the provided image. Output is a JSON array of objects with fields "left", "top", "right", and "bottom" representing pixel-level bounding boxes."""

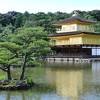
[{"left": 0, "top": 0, "right": 100, "bottom": 13}]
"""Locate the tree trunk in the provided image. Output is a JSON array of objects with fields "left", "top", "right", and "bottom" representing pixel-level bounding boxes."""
[
  {"left": 20, "top": 55, "right": 27, "bottom": 80},
  {"left": 7, "top": 65, "right": 12, "bottom": 80}
]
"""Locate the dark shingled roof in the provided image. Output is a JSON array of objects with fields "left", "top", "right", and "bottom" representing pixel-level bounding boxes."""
[
  {"left": 48, "top": 31, "right": 100, "bottom": 37},
  {"left": 55, "top": 16, "right": 96, "bottom": 25}
]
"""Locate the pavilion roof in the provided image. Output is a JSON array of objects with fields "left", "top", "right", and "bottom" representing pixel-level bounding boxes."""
[{"left": 54, "top": 16, "right": 96, "bottom": 25}]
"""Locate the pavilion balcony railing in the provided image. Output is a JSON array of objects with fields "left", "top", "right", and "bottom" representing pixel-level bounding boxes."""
[{"left": 47, "top": 54, "right": 100, "bottom": 58}]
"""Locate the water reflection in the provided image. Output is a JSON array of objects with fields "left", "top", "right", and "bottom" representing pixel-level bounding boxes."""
[
  {"left": 0, "top": 91, "right": 25, "bottom": 100},
  {"left": 45, "top": 63, "right": 92, "bottom": 100},
  {"left": 92, "top": 62, "right": 100, "bottom": 84},
  {"left": 56, "top": 70, "right": 83, "bottom": 100},
  {"left": 0, "top": 90, "right": 41, "bottom": 100},
  {"left": 0, "top": 62, "right": 100, "bottom": 100}
]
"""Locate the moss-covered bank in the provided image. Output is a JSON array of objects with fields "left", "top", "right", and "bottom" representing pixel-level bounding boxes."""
[{"left": 0, "top": 79, "right": 34, "bottom": 90}]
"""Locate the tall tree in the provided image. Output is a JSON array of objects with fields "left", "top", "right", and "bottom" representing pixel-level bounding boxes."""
[{"left": 11, "top": 27, "right": 50, "bottom": 80}]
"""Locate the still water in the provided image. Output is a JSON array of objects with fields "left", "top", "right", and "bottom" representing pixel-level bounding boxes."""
[{"left": 0, "top": 62, "right": 100, "bottom": 100}]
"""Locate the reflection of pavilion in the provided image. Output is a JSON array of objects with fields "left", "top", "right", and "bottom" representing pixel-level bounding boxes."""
[
  {"left": 56, "top": 69, "right": 83, "bottom": 100},
  {"left": 45, "top": 64, "right": 88, "bottom": 100},
  {"left": 92, "top": 62, "right": 100, "bottom": 84}
]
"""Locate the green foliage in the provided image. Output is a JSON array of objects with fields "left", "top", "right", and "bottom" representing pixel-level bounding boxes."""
[
  {"left": 0, "top": 42, "right": 21, "bottom": 57},
  {"left": 0, "top": 26, "right": 51, "bottom": 80},
  {"left": 0, "top": 47, "right": 20, "bottom": 66},
  {"left": 13, "top": 27, "right": 50, "bottom": 61},
  {"left": 0, "top": 24, "right": 15, "bottom": 42},
  {"left": 0, "top": 48, "right": 12, "bottom": 65},
  {"left": 0, "top": 10, "right": 100, "bottom": 34}
]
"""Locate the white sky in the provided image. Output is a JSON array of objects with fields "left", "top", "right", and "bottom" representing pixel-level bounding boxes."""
[{"left": 0, "top": 0, "right": 100, "bottom": 13}]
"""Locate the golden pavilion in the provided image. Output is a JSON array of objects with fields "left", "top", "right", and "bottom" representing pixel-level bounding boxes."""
[{"left": 48, "top": 12, "right": 100, "bottom": 61}]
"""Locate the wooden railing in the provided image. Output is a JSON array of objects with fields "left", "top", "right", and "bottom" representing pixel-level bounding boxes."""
[{"left": 47, "top": 54, "right": 100, "bottom": 58}]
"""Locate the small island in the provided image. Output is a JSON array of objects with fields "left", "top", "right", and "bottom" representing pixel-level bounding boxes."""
[{"left": 0, "top": 79, "right": 34, "bottom": 90}]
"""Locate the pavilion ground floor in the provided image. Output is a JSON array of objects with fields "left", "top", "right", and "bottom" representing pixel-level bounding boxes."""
[{"left": 46, "top": 45, "right": 100, "bottom": 62}]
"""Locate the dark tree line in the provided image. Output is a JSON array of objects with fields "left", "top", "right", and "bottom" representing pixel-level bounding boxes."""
[{"left": 0, "top": 10, "right": 100, "bottom": 33}]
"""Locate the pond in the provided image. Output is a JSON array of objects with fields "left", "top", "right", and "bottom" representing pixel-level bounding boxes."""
[{"left": 0, "top": 62, "right": 100, "bottom": 100}]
